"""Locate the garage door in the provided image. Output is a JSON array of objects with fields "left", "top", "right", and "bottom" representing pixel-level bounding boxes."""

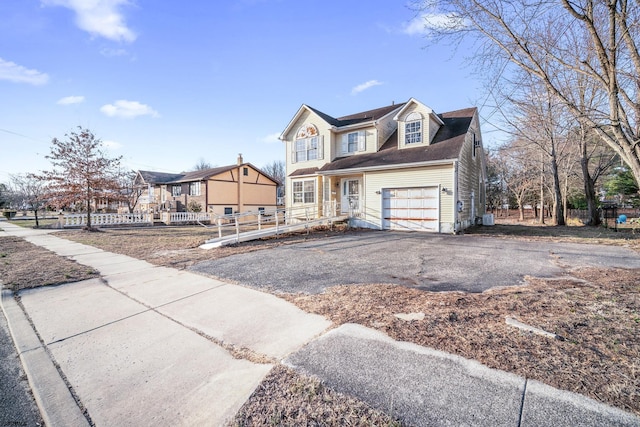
[{"left": 382, "top": 187, "right": 439, "bottom": 231}]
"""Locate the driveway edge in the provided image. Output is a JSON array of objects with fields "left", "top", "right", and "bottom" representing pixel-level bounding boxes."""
[{"left": 1, "top": 289, "right": 89, "bottom": 427}]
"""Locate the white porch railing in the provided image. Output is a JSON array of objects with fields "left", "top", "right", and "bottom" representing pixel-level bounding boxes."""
[
  {"left": 166, "top": 212, "right": 214, "bottom": 223},
  {"left": 63, "top": 213, "right": 152, "bottom": 227}
]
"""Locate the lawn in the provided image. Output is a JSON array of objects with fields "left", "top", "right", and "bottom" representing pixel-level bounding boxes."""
[{"left": 2, "top": 220, "right": 639, "bottom": 423}]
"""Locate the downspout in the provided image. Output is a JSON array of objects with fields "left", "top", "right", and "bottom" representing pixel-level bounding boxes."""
[{"left": 453, "top": 160, "right": 459, "bottom": 234}]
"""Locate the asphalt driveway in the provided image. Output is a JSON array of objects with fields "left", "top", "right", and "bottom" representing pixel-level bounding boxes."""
[{"left": 190, "top": 231, "right": 640, "bottom": 294}]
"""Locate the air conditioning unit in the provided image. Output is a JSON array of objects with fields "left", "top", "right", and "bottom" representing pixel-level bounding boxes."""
[{"left": 482, "top": 214, "right": 495, "bottom": 226}]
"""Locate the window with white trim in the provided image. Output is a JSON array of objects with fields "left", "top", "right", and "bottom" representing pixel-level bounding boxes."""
[
  {"left": 189, "top": 182, "right": 201, "bottom": 196},
  {"left": 405, "top": 121, "right": 422, "bottom": 144},
  {"left": 292, "top": 179, "right": 315, "bottom": 204},
  {"left": 295, "top": 137, "right": 318, "bottom": 162},
  {"left": 293, "top": 124, "right": 323, "bottom": 163},
  {"left": 404, "top": 111, "right": 423, "bottom": 145},
  {"left": 341, "top": 131, "right": 366, "bottom": 154},
  {"left": 172, "top": 185, "right": 182, "bottom": 197}
]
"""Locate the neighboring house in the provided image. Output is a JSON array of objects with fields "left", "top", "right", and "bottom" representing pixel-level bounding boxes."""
[
  {"left": 280, "top": 98, "right": 486, "bottom": 233},
  {"left": 133, "top": 155, "right": 279, "bottom": 215}
]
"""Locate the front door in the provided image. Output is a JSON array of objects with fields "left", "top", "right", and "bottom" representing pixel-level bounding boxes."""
[{"left": 341, "top": 178, "right": 361, "bottom": 214}]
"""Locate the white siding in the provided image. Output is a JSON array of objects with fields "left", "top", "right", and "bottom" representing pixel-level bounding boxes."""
[
  {"left": 397, "top": 102, "right": 442, "bottom": 149},
  {"left": 456, "top": 112, "right": 485, "bottom": 230},
  {"left": 362, "top": 165, "right": 456, "bottom": 231}
]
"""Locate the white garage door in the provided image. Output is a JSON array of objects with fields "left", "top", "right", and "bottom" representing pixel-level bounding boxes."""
[{"left": 382, "top": 187, "right": 439, "bottom": 231}]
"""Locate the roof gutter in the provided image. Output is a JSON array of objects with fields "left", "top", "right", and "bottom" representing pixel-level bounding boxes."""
[{"left": 316, "top": 158, "right": 456, "bottom": 176}]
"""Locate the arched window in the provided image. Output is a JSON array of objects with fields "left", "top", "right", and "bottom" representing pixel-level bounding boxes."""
[
  {"left": 404, "top": 112, "right": 422, "bottom": 144},
  {"left": 293, "top": 124, "right": 321, "bottom": 162}
]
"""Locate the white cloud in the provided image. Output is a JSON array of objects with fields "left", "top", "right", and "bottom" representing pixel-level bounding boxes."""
[
  {"left": 259, "top": 132, "right": 281, "bottom": 144},
  {"left": 57, "top": 95, "right": 85, "bottom": 105},
  {"left": 351, "top": 79, "right": 383, "bottom": 95},
  {"left": 0, "top": 58, "right": 49, "bottom": 85},
  {"left": 402, "top": 13, "right": 467, "bottom": 36},
  {"left": 100, "top": 47, "right": 129, "bottom": 57},
  {"left": 100, "top": 100, "right": 159, "bottom": 119},
  {"left": 102, "top": 140, "right": 122, "bottom": 150},
  {"left": 42, "top": 0, "right": 137, "bottom": 43}
]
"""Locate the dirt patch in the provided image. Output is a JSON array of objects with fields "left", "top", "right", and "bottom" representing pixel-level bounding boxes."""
[
  {"left": 232, "top": 365, "right": 400, "bottom": 426},
  {"left": 62, "top": 225, "right": 361, "bottom": 269},
  {"left": 283, "top": 267, "right": 640, "bottom": 416},
  {"left": 0, "top": 236, "right": 98, "bottom": 291}
]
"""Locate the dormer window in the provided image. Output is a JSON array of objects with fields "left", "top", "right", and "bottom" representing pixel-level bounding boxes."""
[
  {"left": 404, "top": 112, "right": 423, "bottom": 145},
  {"left": 293, "top": 124, "right": 323, "bottom": 163}
]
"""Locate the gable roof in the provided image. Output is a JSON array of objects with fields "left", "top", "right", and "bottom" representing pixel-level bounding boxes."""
[
  {"left": 137, "top": 170, "right": 184, "bottom": 184},
  {"left": 281, "top": 102, "right": 406, "bottom": 139},
  {"left": 289, "top": 107, "right": 477, "bottom": 175},
  {"left": 170, "top": 165, "right": 238, "bottom": 183},
  {"left": 138, "top": 163, "right": 281, "bottom": 186}
]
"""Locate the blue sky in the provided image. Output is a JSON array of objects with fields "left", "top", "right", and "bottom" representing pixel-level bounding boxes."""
[{"left": 0, "top": 0, "right": 494, "bottom": 182}]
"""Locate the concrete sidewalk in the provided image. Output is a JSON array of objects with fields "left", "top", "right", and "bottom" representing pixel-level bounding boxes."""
[{"left": 1, "top": 221, "right": 639, "bottom": 426}]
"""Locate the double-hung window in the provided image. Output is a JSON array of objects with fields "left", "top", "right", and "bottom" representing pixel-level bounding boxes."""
[
  {"left": 292, "top": 180, "right": 315, "bottom": 204},
  {"left": 405, "top": 121, "right": 422, "bottom": 144},
  {"left": 295, "top": 137, "right": 318, "bottom": 162},
  {"left": 293, "top": 124, "right": 322, "bottom": 163},
  {"left": 189, "top": 182, "right": 201, "bottom": 196},
  {"left": 172, "top": 185, "right": 182, "bottom": 197},
  {"left": 341, "top": 131, "right": 365, "bottom": 154}
]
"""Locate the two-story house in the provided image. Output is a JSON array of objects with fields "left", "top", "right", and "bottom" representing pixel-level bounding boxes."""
[
  {"left": 280, "top": 98, "right": 486, "bottom": 233},
  {"left": 134, "top": 155, "right": 279, "bottom": 216}
]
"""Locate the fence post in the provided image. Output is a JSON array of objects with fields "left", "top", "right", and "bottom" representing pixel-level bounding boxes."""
[
  {"left": 258, "top": 211, "right": 262, "bottom": 231},
  {"left": 235, "top": 215, "right": 240, "bottom": 243},
  {"left": 275, "top": 209, "right": 279, "bottom": 235}
]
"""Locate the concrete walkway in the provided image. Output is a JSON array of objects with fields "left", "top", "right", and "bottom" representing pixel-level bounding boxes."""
[{"left": 1, "top": 221, "right": 639, "bottom": 426}]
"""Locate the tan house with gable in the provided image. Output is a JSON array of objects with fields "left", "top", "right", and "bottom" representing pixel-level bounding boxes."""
[
  {"left": 134, "top": 155, "right": 279, "bottom": 216},
  {"left": 280, "top": 98, "right": 486, "bottom": 233}
]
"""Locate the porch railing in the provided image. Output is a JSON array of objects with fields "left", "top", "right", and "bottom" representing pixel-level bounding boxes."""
[{"left": 63, "top": 213, "right": 152, "bottom": 227}]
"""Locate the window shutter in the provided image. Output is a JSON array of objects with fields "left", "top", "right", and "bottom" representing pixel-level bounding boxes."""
[
  {"left": 341, "top": 134, "right": 348, "bottom": 154},
  {"left": 317, "top": 135, "right": 324, "bottom": 160},
  {"left": 291, "top": 140, "right": 297, "bottom": 163},
  {"left": 358, "top": 131, "right": 366, "bottom": 151}
]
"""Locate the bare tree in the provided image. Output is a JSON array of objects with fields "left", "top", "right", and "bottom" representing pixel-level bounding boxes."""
[
  {"left": 115, "top": 168, "right": 142, "bottom": 213},
  {"left": 494, "top": 141, "right": 539, "bottom": 221},
  {"left": 416, "top": 0, "right": 640, "bottom": 187},
  {"left": 262, "top": 160, "right": 286, "bottom": 198},
  {"left": 0, "top": 183, "right": 9, "bottom": 209},
  {"left": 36, "top": 127, "right": 123, "bottom": 230},
  {"left": 10, "top": 174, "right": 48, "bottom": 227},
  {"left": 193, "top": 158, "right": 213, "bottom": 170}
]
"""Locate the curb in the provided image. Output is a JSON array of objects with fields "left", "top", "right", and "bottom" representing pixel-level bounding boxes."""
[{"left": 1, "top": 289, "right": 89, "bottom": 427}]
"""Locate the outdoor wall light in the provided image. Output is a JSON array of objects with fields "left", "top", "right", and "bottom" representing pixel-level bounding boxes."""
[
  {"left": 442, "top": 187, "right": 447, "bottom": 193},
  {"left": 375, "top": 190, "right": 381, "bottom": 195}
]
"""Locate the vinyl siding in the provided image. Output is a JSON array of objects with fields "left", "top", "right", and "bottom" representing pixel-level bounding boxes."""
[
  {"left": 363, "top": 164, "right": 455, "bottom": 230},
  {"left": 456, "top": 111, "right": 485, "bottom": 229},
  {"left": 397, "top": 103, "right": 442, "bottom": 149}
]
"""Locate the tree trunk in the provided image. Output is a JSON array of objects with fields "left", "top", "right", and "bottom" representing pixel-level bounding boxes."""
[
  {"left": 539, "top": 155, "right": 545, "bottom": 224},
  {"left": 34, "top": 209, "right": 39, "bottom": 228},
  {"left": 580, "top": 142, "right": 601, "bottom": 226},
  {"left": 549, "top": 143, "right": 565, "bottom": 226},
  {"left": 86, "top": 195, "right": 92, "bottom": 229}
]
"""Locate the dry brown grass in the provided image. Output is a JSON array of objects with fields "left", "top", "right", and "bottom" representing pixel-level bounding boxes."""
[
  {"left": 6, "top": 221, "right": 640, "bottom": 420},
  {"left": 284, "top": 267, "right": 640, "bottom": 416},
  {"left": 62, "top": 225, "right": 356, "bottom": 269},
  {"left": 0, "top": 236, "right": 98, "bottom": 291},
  {"left": 232, "top": 365, "right": 401, "bottom": 427}
]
